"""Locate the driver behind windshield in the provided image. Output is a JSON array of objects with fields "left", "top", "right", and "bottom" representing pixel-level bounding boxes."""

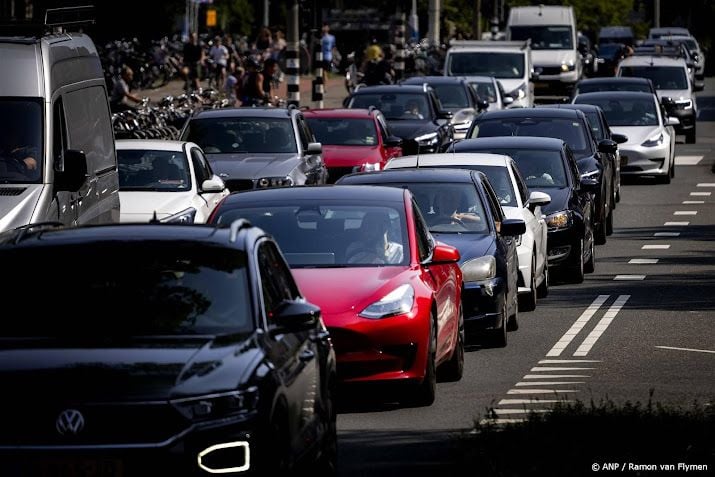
[{"left": 0, "top": 120, "right": 40, "bottom": 183}]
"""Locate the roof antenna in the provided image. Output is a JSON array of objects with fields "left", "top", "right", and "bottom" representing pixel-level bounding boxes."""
[{"left": 149, "top": 211, "right": 161, "bottom": 224}]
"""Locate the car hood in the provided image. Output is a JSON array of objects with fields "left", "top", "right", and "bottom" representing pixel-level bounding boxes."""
[
  {"left": 656, "top": 89, "right": 691, "bottom": 102},
  {"left": 206, "top": 153, "right": 299, "bottom": 179},
  {"left": 431, "top": 232, "right": 493, "bottom": 264},
  {"left": 532, "top": 49, "right": 578, "bottom": 67},
  {"left": 526, "top": 187, "right": 570, "bottom": 215},
  {"left": 0, "top": 184, "right": 45, "bottom": 233},
  {"left": 386, "top": 120, "right": 438, "bottom": 140},
  {"left": 321, "top": 145, "right": 382, "bottom": 167},
  {"left": 610, "top": 126, "right": 662, "bottom": 147},
  {"left": 499, "top": 78, "right": 526, "bottom": 94},
  {"left": 0, "top": 334, "right": 259, "bottom": 401},
  {"left": 119, "top": 191, "right": 194, "bottom": 222},
  {"left": 292, "top": 266, "right": 412, "bottom": 315}
]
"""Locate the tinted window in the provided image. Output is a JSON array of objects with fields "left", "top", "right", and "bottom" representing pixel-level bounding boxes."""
[
  {"left": 412, "top": 199, "right": 433, "bottom": 262},
  {"left": 191, "top": 148, "right": 210, "bottom": 184},
  {"left": 184, "top": 117, "right": 297, "bottom": 154},
  {"left": 431, "top": 84, "right": 470, "bottom": 110},
  {"left": 118, "top": 149, "right": 192, "bottom": 191},
  {"left": 510, "top": 25, "right": 574, "bottom": 50},
  {"left": 471, "top": 117, "right": 591, "bottom": 157},
  {"left": 0, "top": 244, "right": 253, "bottom": 336},
  {"left": 584, "top": 111, "right": 605, "bottom": 140},
  {"left": 575, "top": 96, "right": 658, "bottom": 127},
  {"left": 457, "top": 147, "right": 569, "bottom": 188},
  {"left": 420, "top": 164, "right": 517, "bottom": 207},
  {"left": 470, "top": 80, "right": 497, "bottom": 102},
  {"left": 576, "top": 81, "right": 652, "bottom": 94},
  {"left": 0, "top": 99, "right": 43, "bottom": 184},
  {"left": 258, "top": 241, "right": 301, "bottom": 321},
  {"left": 65, "top": 86, "right": 116, "bottom": 173},
  {"left": 619, "top": 66, "right": 688, "bottom": 90},
  {"left": 215, "top": 201, "right": 409, "bottom": 267},
  {"left": 448, "top": 52, "right": 525, "bottom": 79},
  {"left": 350, "top": 93, "right": 430, "bottom": 121},
  {"left": 306, "top": 118, "right": 379, "bottom": 146}
]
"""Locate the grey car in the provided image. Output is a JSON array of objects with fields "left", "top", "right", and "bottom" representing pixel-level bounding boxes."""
[{"left": 180, "top": 107, "right": 327, "bottom": 191}]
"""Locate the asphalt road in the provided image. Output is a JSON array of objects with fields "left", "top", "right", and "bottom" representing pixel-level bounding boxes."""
[{"left": 336, "top": 80, "right": 715, "bottom": 476}]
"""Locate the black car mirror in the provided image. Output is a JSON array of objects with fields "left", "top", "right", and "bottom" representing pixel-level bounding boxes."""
[
  {"left": 660, "top": 96, "right": 676, "bottom": 109},
  {"left": 56, "top": 149, "right": 88, "bottom": 192},
  {"left": 477, "top": 99, "right": 490, "bottom": 112},
  {"left": 611, "top": 133, "right": 628, "bottom": 144},
  {"left": 500, "top": 219, "right": 526, "bottom": 237},
  {"left": 385, "top": 136, "right": 403, "bottom": 147},
  {"left": 438, "top": 111, "right": 453, "bottom": 120},
  {"left": 597, "top": 139, "right": 618, "bottom": 154},
  {"left": 580, "top": 177, "right": 599, "bottom": 193},
  {"left": 270, "top": 300, "right": 321, "bottom": 334}
]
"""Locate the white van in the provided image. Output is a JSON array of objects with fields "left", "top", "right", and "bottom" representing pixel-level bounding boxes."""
[
  {"left": 507, "top": 5, "right": 581, "bottom": 97},
  {"left": 445, "top": 40, "right": 533, "bottom": 108}
]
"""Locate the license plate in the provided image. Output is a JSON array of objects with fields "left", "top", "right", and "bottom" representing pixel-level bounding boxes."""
[
  {"left": 534, "top": 82, "right": 549, "bottom": 89},
  {"left": 36, "top": 458, "right": 124, "bottom": 477},
  {"left": 620, "top": 156, "right": 628, "bottom": 166}
]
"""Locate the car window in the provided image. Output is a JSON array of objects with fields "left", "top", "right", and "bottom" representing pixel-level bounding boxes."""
[
  {"left": 297, "top": 116, "right": 313, "bottom": 150},
  {"left": 412, "top": 198, "right": 433, "bottom": 262},
  {"left": 470, "top": 81, "right": 497, "bottom": 102},
  {"left": 511, "top": 163, "right": 529, "bottom": 205},
  {"left": 377, "top": 114, "right": 392, "bottom": 140},
  {"left": 575, "top": 96, "right": 659, "bottom": 127},
  {"left": 191, "top": 148, "right": 210, "bottom": 184},
  {"left": 52, "top": 98, "right": 67, "bottom": 174},
  {"left": 258, "top": 240, "right": 301, "bottom": 322},
  {"left": 64, "top": 86, "right": 116, "bottom": 174},
  {"left": 350, "top": 93, "right": 431, "bottom": 121},
  {"left": 431, "top": 84, "right": 470, "bottom": 110},
  {"left": 565, "top": 146, "right": 581, "bottom": 185},
  {"left": 481, "top": 179, "right": 504, "bottom": 228},
  {"left": 306, "top": 118, "right": 379, "bottom": 147},
  {"left": 117, "top": 149, "right": 192, "bottom": 191},
  {"left": 619, "top": 66, "right": 688, "bottom": 90},
  {"left": 585, "top": 111, "right": 605, "bottom": 140},
  {"left": 184, "top": 117, "right": 297, "bottom": 154},
  {"left": 447, "top": 52, "right": 525, "bottom": 79}
]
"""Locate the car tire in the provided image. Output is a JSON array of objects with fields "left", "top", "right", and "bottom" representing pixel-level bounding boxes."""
[
  {"left": 584, "top": 238, "right": 595, "bottom": 274},
  {"left": 594, "top": 212, "right": 607, "bottom": 245},
  {"left": 489, "top": 299, "right": 508, "bottom": 348},
  {"left": 438, "top": 306, "right": 464, "bottom": 382},
  {"left": 518, "top": 254, "right": 537, "bottom": 312},
  {"left": 536, "top": 262, "right": 549, "bottom": 298},
  {"left": 606, "top": 207, "right": 614, "bottom": 236},
  {"left": 686, "top": 127, "right": 696, "bottom": 144},
  {"left": 565, "top": 239, "right": 585, "bottom": 284},
  {"left": 670, "top": 159, "right": 675, "bottom": 178},
  {"left": 406, "top": 313, "right": 437, "bottom": 407},
  {"left": 315, "top": 383, "right": 338, "bottom": 477}
]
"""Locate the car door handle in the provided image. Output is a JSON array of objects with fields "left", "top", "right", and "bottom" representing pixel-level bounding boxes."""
[
  {"left": 299, "top": 348, "right": 316, "bottom": 363},
  {"left": 310, "top": 330, "right": 330, "bottom": 343}
]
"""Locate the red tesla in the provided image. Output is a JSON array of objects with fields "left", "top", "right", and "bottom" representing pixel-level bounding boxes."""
[{"left": 208, "top": 185, "right": 463, "bottom": 406}]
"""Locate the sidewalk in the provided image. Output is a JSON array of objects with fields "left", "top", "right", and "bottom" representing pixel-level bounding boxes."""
[{"left": 138, "top": 73, "right": 348, "bottom": 109}]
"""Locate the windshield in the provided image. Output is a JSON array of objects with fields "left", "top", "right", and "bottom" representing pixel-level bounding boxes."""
[
  {"left": 350, "top": 93, "right": 431, "bottom": 121},
  {"left": 423, "top": 166, "right": 517, "bottom": 207},
  {"left": 214, "top": 202, "right": 409, "bottom": 267},
  {"left": 432, "top": 84, "right": 470, "bottom": 110},
  {"left": 118, "top": 149, "right": 192, "bottom": 191},
  {"left": 0, "top": 99, "right": 43, "bottom": 184},
  {"left": 448, "top": 52, "right": 525, "bottom": 79},
  {"left": 306, "top": 118, "right": 378, "bottom": 146},
  {"left": 184, "top": 117, "right": 297, "bottom": 154},
  {"left": 583, "top": 112, "right": 605, "bottom": 140},
  {"left": 575, "top": 96, "right": 658, "bottom": 127},
  {"left": 470, "top": 117, "right": 592, "bottom": 157},
  {"left": 510, "top": 25, "right": 574, "bottom": 50},
  {"left": 470, "top": 81, "right": 497, "bottom": 102},
  {"left": 459, "top": 148, "right": 568, "bottom": 189},
  {"left": 0, "top": 244, "right": 253, "bottom": 336},
  {"left": 598, "top": 44, "right": 624, "bottom": 58},
  {"left": 577, "top": 81, "right": 652, "bottom": 94},
  {"left": 619, "top": 66, "right": 688, "bottom": 90}
]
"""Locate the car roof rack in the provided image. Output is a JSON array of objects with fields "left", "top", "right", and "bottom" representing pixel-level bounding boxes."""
[
  {"left": 229, "top": 219, "right": 253, "bottom": 243},
  {"left": 0, "top": 5, "right": 95, "bottom": 37}
]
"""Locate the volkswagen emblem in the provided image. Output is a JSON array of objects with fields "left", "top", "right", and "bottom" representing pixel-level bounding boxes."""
[{"left": 56, "top": 409, "right": 85, "bottom": 435}]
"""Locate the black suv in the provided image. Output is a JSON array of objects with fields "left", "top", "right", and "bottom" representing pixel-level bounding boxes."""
[
  {"left": 0, "top": 222, "right": 337, "bottom": 475},
  {"left": 346, "top": 84, "right": 454, "bottom": 154},
  {"left": 180, "top": 107, "right": 328, "bottom": 192}
]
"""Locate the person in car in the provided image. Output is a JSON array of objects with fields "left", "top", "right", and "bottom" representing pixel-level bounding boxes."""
[
  {"left": 345, "top": 211, "right": 403, "bottom": 264},
  {"left": 0, "top": 123, "right": 40, "bottom": 181},
  {"left": 431, "top": 189, "right": 481, "bottom": 225},
  {"left": 403, "top": 99, "right": 425, "bottom": 119}
]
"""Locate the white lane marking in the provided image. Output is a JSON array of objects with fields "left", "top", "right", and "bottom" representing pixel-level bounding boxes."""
[
  {"left": 515, "top": 381, "right": 585, "bottom": 386},
  {"left": 545, "top": 295, "right": 609, "bottom": 357},
  {"left": 674, "top": 155, "right": 703, "bottom": 165},
  {"left": 480, "top": 418, "right": 527, "bottom": 425},
  {"left": 674, "top": 211, "right": 697, "bottom": 215},
  {"left": 655, "top": 345, "right": 715, "bottom": 354},
  {"left": 664, "top": 221, "right": 689, "bottom": 226},
  {"left": 614, "top": 275, "right": 646, "bottom": 281},
  {"left": 492, "top": 409, "right": 549, "bottom": 415},
  {"left": 507, "top": 389, "right": 579, "bottom": 394},
  {"left": 499, "top": 399, "right": 571, "bottom": 405},
  {"left": 523, "top": 374, "right": 590, "bottom": 379},
  {"left": 629, "top": 258, "right": 659, "bottom": 264},
  {"left": 683, "top": 200, "right": 704, "bottom": 204},
  {"left": 642, "top": 244, "right": 670, "bottom": 249},
  {"left": 654, "top": 232, "right": 680, "bottom": 237},
  {"left": 538, "top": 359, "right": 601, "bottom": 364},
  {"left": 690, "top": 192, "right": 711, "bottom": 196},
  {"left": 574, "top": 295, "right": 630, "bottom": 357},
  {"left": 696, "top": 183, "right": 715, "bottom": 187},
  {"left": 531, "top": 367, "right": 595, "bottom": 371}
]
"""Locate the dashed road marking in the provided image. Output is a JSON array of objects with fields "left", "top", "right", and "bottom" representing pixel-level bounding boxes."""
[
  {"left": 682, "top": 200, "right": 704, "bottom": 204},
  {"left": 491, "top": 409, "right": 549, "bottom": 415},
  {"left": 664, "top": 221, "right": 689, "bottom": 226},
  {"left": 538, "top": 359, "right": 601, "bottom": 364},
  {"left": 523, "top": 374, "right": 590, "bottom": 379},
  {"left": 674, "top": 211, "right": 697, "bottom": 215},
  {"left": 614, "top": 275, "right": 646, "bottom": 280},
  {"left": 507, "top": 389, "right": 579, "bottom": 394},
  {"left": 530, "top": 366, "right": 595, "bottom": 371},
  {"left": 690, "top": 192, "right": 711, "bottom": 196},
  {"left": 629, "top": 258, "right": 659, "bottom": 264},
  {"left": 545, "top": 295, "right": 609, "bottom": 357},
  {"left": 498, "top": 399, "right": 570, "bottom": 405},
  {"left": 481, "top": 418, "right": 527, "bottom": 425},
  {"left": 642, "top": 244, "right": 670, "bottom": 249},
  {"left": 674, "top": 155, "right": 703, "bottom": 165},
  {"left": 515, "top": 381, "right": 585, "bottom": 386},
  {"left": 696, "top": 183, "right": 715, "bottom": 187},
  {"left": 574, "top": 295, "right": 630, "bottom": 357},
  {"left": 654, "top": 232, "right": 680, "bottom": 237},
  {"left": 655, "top": 346, "right": 715, "bottom": 354}
]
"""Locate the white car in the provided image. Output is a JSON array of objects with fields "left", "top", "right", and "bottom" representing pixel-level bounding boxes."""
[
  {"left": 573, "top": 91, "right": 677, "bottom": 183},
  {"left": 116, "top": 140, "right": 229, "bottom": 223},
  {"left": 386, "top": 153, "right": 550, "bottom": 310}
]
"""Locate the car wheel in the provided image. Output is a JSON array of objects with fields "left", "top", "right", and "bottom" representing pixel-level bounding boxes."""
[
  {"left": 438, "top": 306, "right": 464, "bottom": 382},
  {"left": 518, "top": 254, "right": 537, "bottom": 312},
  {"left": 606, "top": 207, "right": 614, "bottom": 236},
  {"left": 616, "top": 186, "right": 621, "bottom": 203},
  {"left": 315, "top": 383, "right": 338, "bottom": 477},
  {"left": 686, "top": 126, "right": 696, "bottom": 144},
  {"left": 670, "top": 158, "right": 675, "bottom": 178},
  {"left": 594, "top": 211, "right": 607, "bottom": 245},
  {"left": 566, "top": 239, "right": 585, "bottom": 284},
  {"left": 489, "top": 298, "right": 508, "bottom": 348},
  {"left": 405, "top": 313, "right": 437, "bottom": 407},
  {"left": 584, "top": 238, "right": 595, "bottom": 274},
  {"left": 536, "top": 262, "right": 549, "bottom": 298}
]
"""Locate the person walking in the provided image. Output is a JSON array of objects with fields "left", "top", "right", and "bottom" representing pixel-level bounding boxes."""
[
  {"left": 183, "top": 32, "right": 204, "bottom": 92},
  {"left": 320, "top": 23, "right": 337, "bottom": 88}
]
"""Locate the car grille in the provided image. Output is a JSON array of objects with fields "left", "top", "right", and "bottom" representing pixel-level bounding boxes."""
[
  {"left": 536, "top": 66, "right": 563, "bottom": 76},
  {"left": 0, "top": 187, "right": 26, "bottom": 196},
  {"left": 224, "top": 179, "right": 255, "bottom": 192},
  {"left": 327, "top": 166, "right": 357, "bottom": 183}
]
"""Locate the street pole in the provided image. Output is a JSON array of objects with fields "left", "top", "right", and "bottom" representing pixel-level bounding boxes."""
[
  {"left": 263, "top": 0, "right": 270, "bottom": 27},
  {"left": 286, "top": 0, "right": 301, "bottom": 107},
  {"left": 427, "top": 0, "right": 440, "bottom": 46},
  {"left": 409, "top": 0, "right": 419, "bottom": 42},
  {"left": 473, "top": 0, "right": 481, "bottom": 40},
  {"left": 654, "top": 0, "right": 660, "bottom": 28},
  {"left": 394, "top": 9, "right": 406, "bottom": 81}
]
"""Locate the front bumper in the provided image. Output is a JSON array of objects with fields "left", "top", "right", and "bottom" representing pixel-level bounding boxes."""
[
  {"left": 546, "top": 226, "right": 582, "bottom": 268},
  {"left": 668, "top": 108, "right": 696, "bottom": 133},
  {"left": 533, "top": 69, "right": 579, "bottom": 95},
  {"left": 462, "top": 278, "right": 507, "bottom": 332},
  {"left": 619, "top": 141, "right": 671, "bottom": 176}
]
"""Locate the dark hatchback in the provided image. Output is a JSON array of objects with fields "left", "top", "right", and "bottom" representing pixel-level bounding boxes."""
[
  {"left": 346, "top": 84, "right": 454, "bottom": 155},
  {"left": 467, "top": 107, "right": 615, "bottom": 245},
  {"left": 450, "top": 137, "right": 596, "bottom": 283},
  {"left": 0, "top": 223, "right": 336, "bottom": 476},
  {"left": 338, "top": 169, "right": 525, "bottom": 347}
]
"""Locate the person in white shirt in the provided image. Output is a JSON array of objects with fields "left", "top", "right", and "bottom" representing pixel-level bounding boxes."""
[{"left": 209, "top": 37, "right": 229, "bottom": 88}]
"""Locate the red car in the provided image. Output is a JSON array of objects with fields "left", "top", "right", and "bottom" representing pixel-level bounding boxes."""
[
  {"left": 208, "top": 185, "right": 463, "bottom": 406},
  {"left": 303, "top": 108, "right": 403, "bottom": 183}
]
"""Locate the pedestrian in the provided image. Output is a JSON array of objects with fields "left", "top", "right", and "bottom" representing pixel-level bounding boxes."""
[
  {"left": 262, "top": 58, "right": 279, "bottom": 105},
  {"left": 224, "top": 61, "right": 239, "bottom": 106},
  {"left": 237, "top": 58, "right": 265, "bottom": 106},
  {"left": 320, "top": 22, "right": 337, "bottom": 87},
  {"left": 255, "top": 27, "right": 272, "bottom": 51},
  {"left": 183, "top": 32, "right": 204, "bottom": 92},
  {"left": 209, "top": 37, "right": 229, "bottom": 89},
  {"left": 110, "top": 66, "right": 143, "bottom": 112},
  {"left": 272, "top": 30, "right": 286, "bottom": 60}
]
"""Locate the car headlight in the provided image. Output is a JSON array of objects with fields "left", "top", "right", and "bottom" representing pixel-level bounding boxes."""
[
  {"left": 257, "top": 176, "right": 294, "bottom": 188},
  {"left": 359, "top": 284, "right": 414, "bottom": 319},
  {"left": 460, "top": 256, "right": 496, "bottom": 282},
  {"left": 163, "top": 207, "right": 197, "bottom": 224},
  {"left": 414, "top": 132, "right": 439, "bottom": 147},
  {"left": 546, "top": 211, "right": 573, "bottom": 230},
  {"left": 675, "top": 100, "right": 693, "bottom": 110},
  {"left": 360, "top": 162, "right": 381, "bottom": 172},
  {"left": 580, "top": 169, "right": 601, "bottom": 181},
  {"left": 171, "top": 387, "right": 259, "bottom": 422},
  {"left": 561, "top": 62, "right": 576, "bottom": 72},
  {"left": 508, "top": 82, "right": 527, "bottom": 100},
  {"left": 641, "top": 133, "right": 664, "bottom": 147}
]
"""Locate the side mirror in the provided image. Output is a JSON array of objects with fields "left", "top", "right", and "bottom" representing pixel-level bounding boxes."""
[
  {"left": 438, "top": 111, "right": 454, "bottom": 120},
  {"left": 201, "top": 176, "right": 226, "bottom": 193},
  {"left": 385, "top": 135, "right": 403, "bottom": 147},
  {"left": 430, "top": 242, "right": 461, "bottom": 264},
  {"left": 611, "top": 133, "right": 628, "bottom": 144},
  {"left": 660, "top": 96, "right": 676, "bottom": 109},
  {"left": 270, "top": 300, "right": 321, "bottom": 334},
  {"left": 500, "top": 218, "right": 526, "bottom": 237},
  {"left": 306, "top": 142, "right": 322, "bottom": 155},
  {"left": 56, "top": 149, "right": 88, "bottom": 192},
  {"left": 502, "top": 95, "right": 515, "bottom": 106},
  {"left": 666, "top": 116, "right": 681, "bottom": 126},
  {"left": 527, "top": 191, "right": 551, "bottom": 212},
  {"left": 580, "top": 177, "right": 599, "bottom": 193},
  {"left": 597, "top": 139, "right": 618, "bottom": 154},
  {"left": 477, "top": 99, "right": 490, "bottom": 112}
]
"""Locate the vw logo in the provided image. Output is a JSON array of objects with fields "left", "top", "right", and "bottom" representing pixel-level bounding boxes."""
[{"left": 56, "top": 409, "right": 85, "bottom": 435}]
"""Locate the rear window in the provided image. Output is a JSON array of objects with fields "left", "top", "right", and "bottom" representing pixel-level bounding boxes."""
[
  {"left": 305, "top": 118, "right": 378, "bottom": 146},
  {"left": 619, "top": 66, "right": 688, "bottom": 90},
  {"left": 183, "top": 117, "right": 297, "bottom": 154}
]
